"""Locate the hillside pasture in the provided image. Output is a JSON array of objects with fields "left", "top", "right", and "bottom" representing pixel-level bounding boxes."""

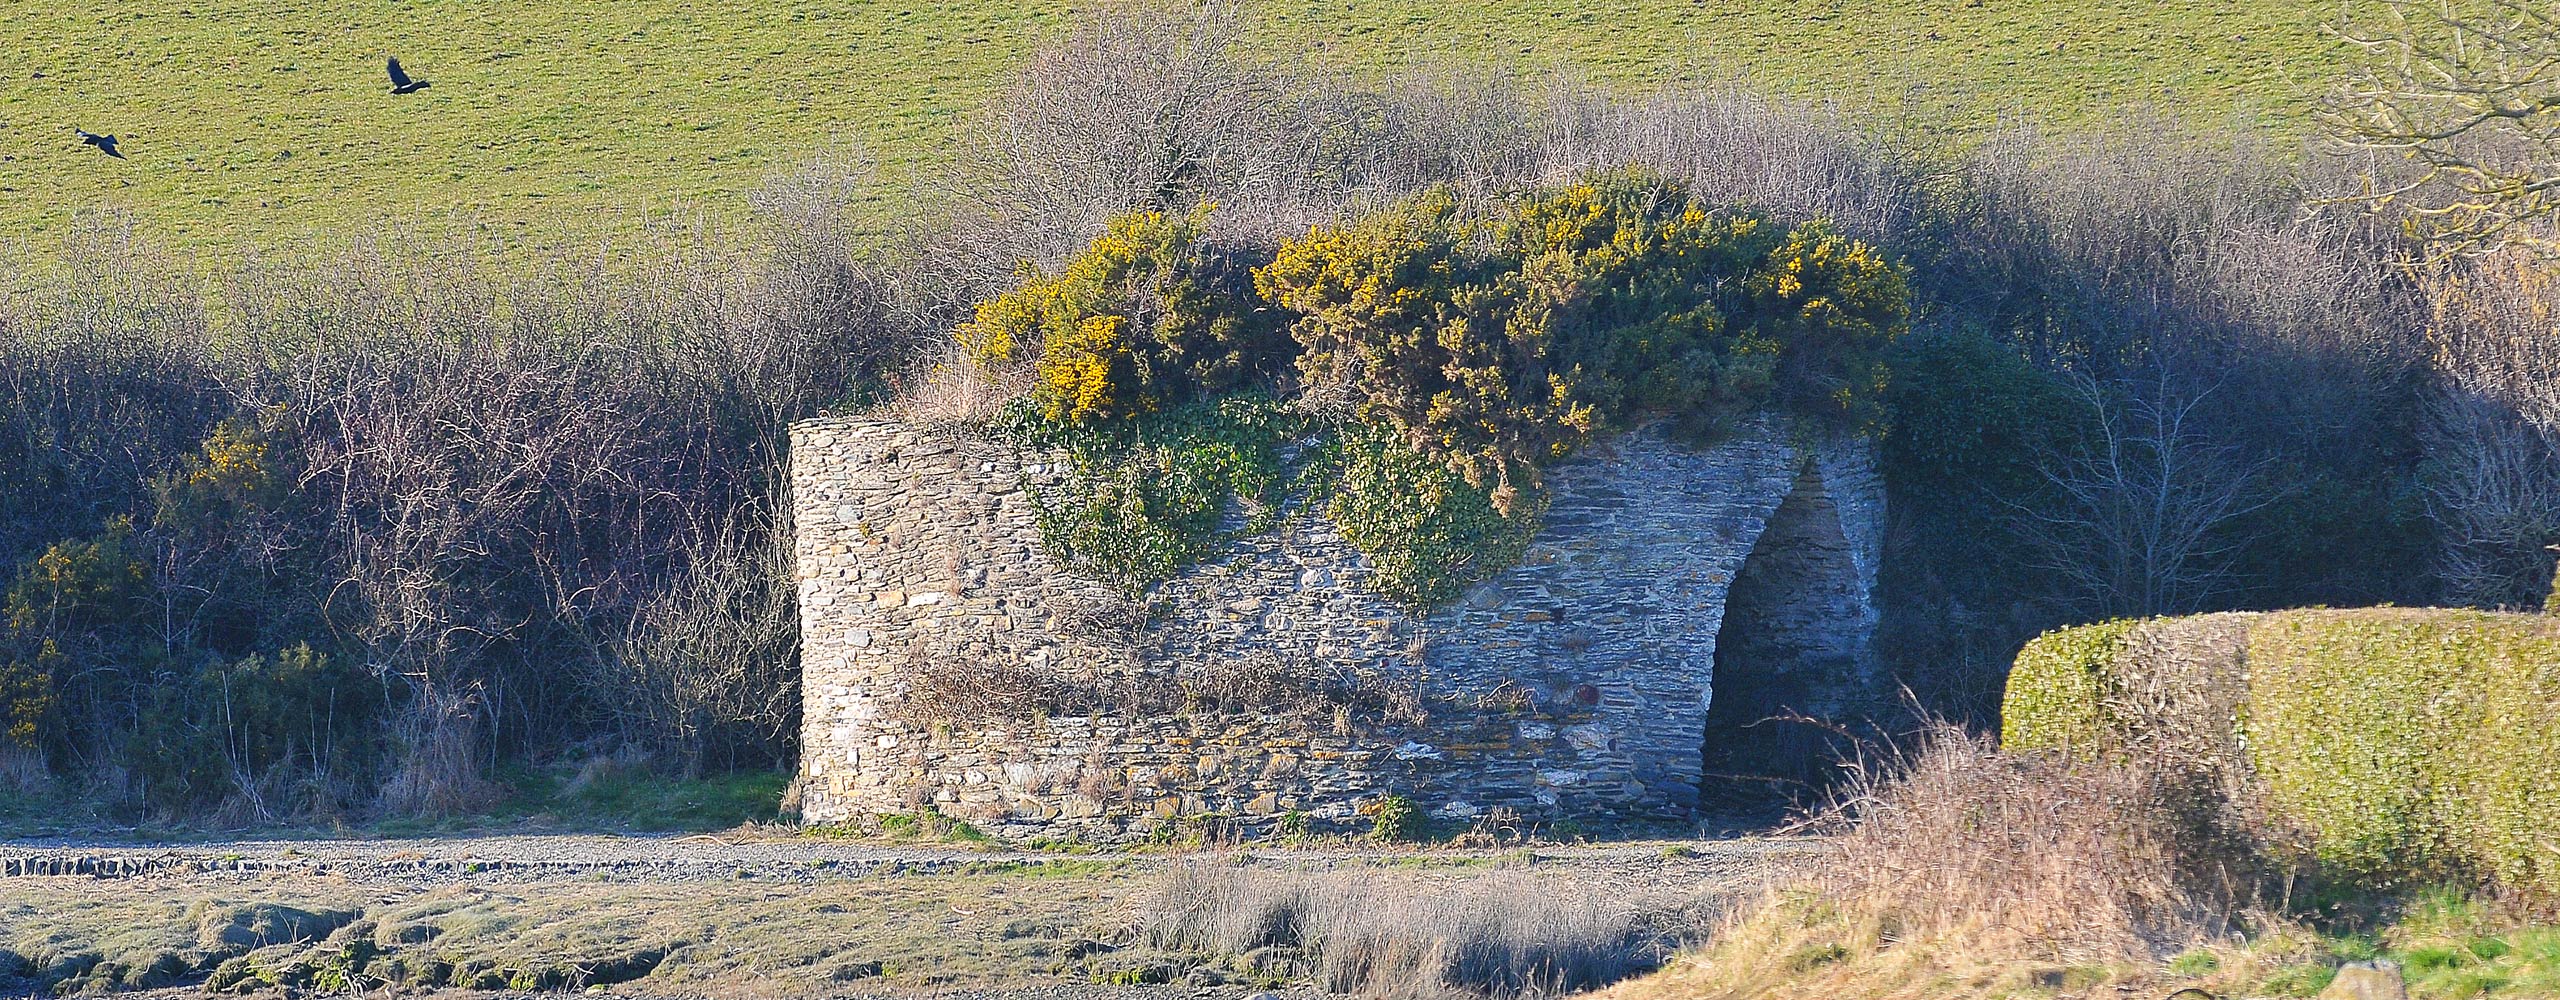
[{"left": 0, "top": 0, "right": 2343, "bottom": 255}]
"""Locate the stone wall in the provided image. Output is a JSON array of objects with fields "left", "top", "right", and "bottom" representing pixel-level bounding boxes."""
[{"left": 793, "top": 416, "right": 1886, "bottom": 840}]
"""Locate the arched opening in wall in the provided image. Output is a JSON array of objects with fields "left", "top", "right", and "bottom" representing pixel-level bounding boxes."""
[{"left": 1700, "top": 460, "right": 1874, "bottom": 829}]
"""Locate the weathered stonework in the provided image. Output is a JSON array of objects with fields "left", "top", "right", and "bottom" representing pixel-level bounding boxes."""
[{"left": 793, "top": 416, "right": 1885, "bottom": 840}]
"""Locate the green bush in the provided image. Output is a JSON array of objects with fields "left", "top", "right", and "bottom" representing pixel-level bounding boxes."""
[
  {"left": 2002, "top": 609, "right": 2560, "bottom": 900},
  {"left": 1257, "top": 170, "right": 1907, "bottom": 512},
  {"left": 0, "top": 517, "right": 149, "bottom": 751},
  {"left": 130, "top": 644, "right": 383, "bottom": 812},
  {"left": 0, "top": 410, "right": 381, "bottom": 814},
  {"left": 1882, "top": 329, "right": 2080, "bottom": 508},
  {"left": 1366, "top": 793, "right": 1421, "bottom": 842},
  {"left": 1998, "top": 618, "right": 2138, "bottom": 755},
  {"left": 2243, "top": 610, "right": 2560, "bottom": 896}
]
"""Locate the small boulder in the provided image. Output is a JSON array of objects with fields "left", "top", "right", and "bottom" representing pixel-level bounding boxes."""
[{"left": 2319, "top": 959, "right": 2408, "bottom": 1000}]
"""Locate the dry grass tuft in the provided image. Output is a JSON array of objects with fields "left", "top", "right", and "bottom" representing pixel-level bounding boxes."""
[
  {"left": 1811, "top": 724, "right": 2246, "bottom": 960},
  {"left": 1611, "top": 723, "right": 2256, "bottom": 1000},
  {"left": 1145, "top": 861, "right": 1712, "bottom": 998}
]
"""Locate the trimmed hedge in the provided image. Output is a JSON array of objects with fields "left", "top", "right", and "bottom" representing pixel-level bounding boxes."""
[
  {"left": 2002, "top": 609, "right": 2560, "bottom": 899},
  {"left": 2245, "top": 610, "right": 2560, "bottom": 895},
  {"left": 1999, "top": 618, "right": 2136, "bottom": 755}
]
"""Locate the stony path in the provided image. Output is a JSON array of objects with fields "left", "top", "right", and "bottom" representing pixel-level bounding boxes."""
[
  {"left": 0, "top": 831, "right": 1816, "bottom": 887},
  {"left": 1, "top": 834, "right": 1814, "bottom": 999}
]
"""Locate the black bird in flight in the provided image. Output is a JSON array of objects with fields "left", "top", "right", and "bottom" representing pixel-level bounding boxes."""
[
  {"left": 74, "top": 128, "right": 123, "bottom": 158},
  {"left": 386, "top": 57, "right": 431, "bottom": 95},
  {"left": 73, "top": 129, "right": 123, "bottom": 160}
]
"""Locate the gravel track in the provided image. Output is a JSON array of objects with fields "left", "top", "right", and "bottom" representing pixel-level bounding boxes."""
[
  {"left": 0, "top": 832, "right": 1815, "bottom": 887},
  {"left": 2, "top": 834, "right": 1814, "bottom": 999}
]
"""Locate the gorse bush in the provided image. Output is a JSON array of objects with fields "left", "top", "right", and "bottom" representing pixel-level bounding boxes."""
[
  {"left": 1260, "top": 171, "right": 1906, "bottom": 513},
  {"left": 0, "top": 407, "right": 386, "bottom": 814},
  {"left": 960, "top": 205, "right": 1288, "bottom": 426},
  {"left": 976, "top": 171, "right": 1909, "bottom": 603}
]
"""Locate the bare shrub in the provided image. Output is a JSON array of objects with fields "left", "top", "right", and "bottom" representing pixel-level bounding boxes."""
[
  {"left": 1535, "top": 85, "right": 1921, "bottom": 241},
  {"left": 374, "top": 684, "right": 503, "bottom": 817},
  {"left": 2425, "top": 250, "right": 2560, "bottom": 444},
  {"left": 587, "top": 501, "right": 802, "bottom": 773},
  {"left": 1804, "top": 723, "right": 2249, "bottom": 962},
  {"left": 0, "top": 154, "right": 910, "bottom": 818},
  {"left": 944, "top": 2, "right": 1296, "bottom": 277},
  {"left": 1146, "top": 862, "right": 1701, "bottom": 998},
  {"left": 0, "top": 214, "right": 226, "bottom": 568},
  {"left": 2415, "top": 251, "right": 2560, "bottom": 607},
  {"left": 2422, "top": 394, "right": 2560, "bottom": 608}
]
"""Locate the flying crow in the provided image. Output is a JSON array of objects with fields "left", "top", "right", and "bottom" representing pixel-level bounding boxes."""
[
  {"left": 387, "top": 57, "right": 431, "bottom": 95},
  {"left": 74, "top": 128, "right": 123, "bottom": 158}
]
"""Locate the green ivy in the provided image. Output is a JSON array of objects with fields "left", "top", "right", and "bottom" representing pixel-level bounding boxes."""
[
  {"left": 1311, "top": 424, "right": 1543, "bottom": 608},
  {"left": 1009, "top": 394, "right": 1304, "bottom": 596}
]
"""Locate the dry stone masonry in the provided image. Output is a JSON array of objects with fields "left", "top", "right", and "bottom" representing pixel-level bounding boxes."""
[{"left": 793, "top": 416, "right": 1886, "bottom": 840}]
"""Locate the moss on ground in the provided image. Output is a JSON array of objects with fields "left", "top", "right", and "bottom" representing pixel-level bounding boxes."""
[{"left": 0, "top": 867, "right": 1145, "bottom": 995}]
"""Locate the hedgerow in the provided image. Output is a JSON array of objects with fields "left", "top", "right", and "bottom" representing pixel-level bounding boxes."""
[
  {"left": 1998, "top": 618, "right": 2137, "bottom": 755},
  {"left": 2243, "top": 610, "right": 2560, "bottom": 897},
  {"left": 2002, "top": 609, "right": 2560, "bottom": 901}
]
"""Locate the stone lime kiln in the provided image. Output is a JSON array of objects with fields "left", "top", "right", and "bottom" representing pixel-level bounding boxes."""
[{"left": 792, "top": 416, "right": 1885, "bottom": 840}]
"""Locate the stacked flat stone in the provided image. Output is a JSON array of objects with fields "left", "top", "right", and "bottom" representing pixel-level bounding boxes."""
[{"left": 793, "top": 416, "right": 1885, "bottom": 841}]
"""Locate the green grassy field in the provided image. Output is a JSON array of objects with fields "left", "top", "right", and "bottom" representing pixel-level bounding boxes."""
[{"left": 1, "top": 0, "right": 2344, "bottom": 255}]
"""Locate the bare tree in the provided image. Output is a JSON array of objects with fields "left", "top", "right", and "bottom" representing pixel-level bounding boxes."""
[
  {"left": 2326, "top": 0, "right": 2560, "bottom": 258},
  {"left": 2014, "top": 374, "right": 2282, "bottom": 618},
  {"left": 948, "top": 1, "right": 1297, "bottom": 273},
  {"left": 2424, "top": 394, "right": 2560, "bottom": 607}
]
